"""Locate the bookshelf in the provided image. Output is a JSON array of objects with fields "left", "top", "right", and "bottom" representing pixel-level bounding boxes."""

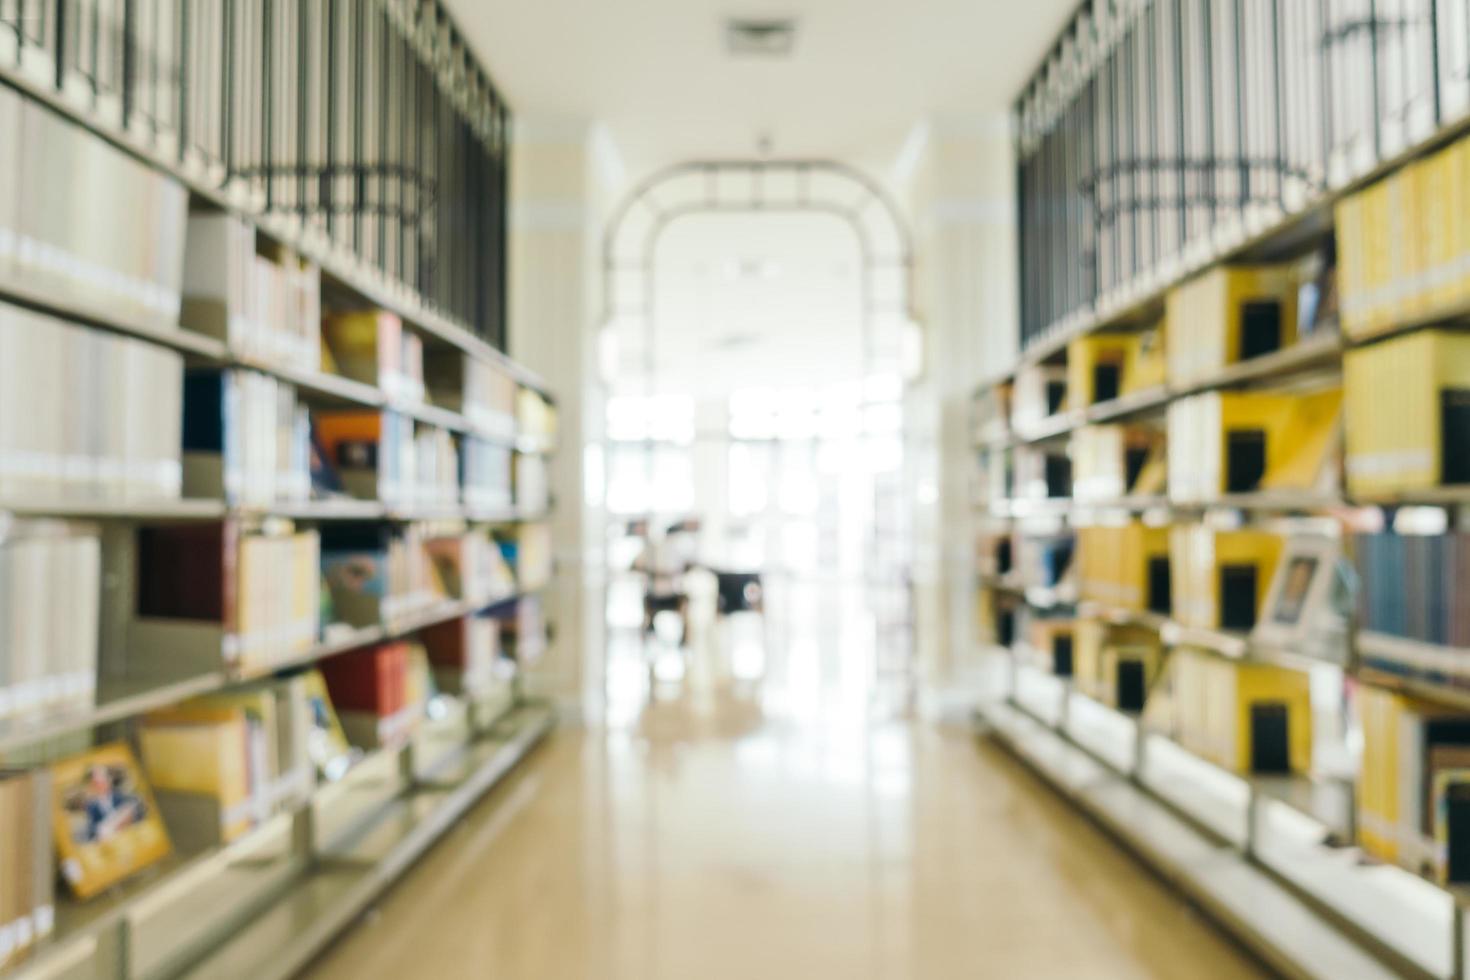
[
  {"left": 981, "top": 11, "right": 1470, "bottom": 974},
  {"left": 0, "top": 5, "right": 561, "bottom": 979}
]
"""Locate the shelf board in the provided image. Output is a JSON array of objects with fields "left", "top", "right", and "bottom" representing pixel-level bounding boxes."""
[
  {"left": 1084, "top": 386, "right": 1171, "bottom": 425},
  {"left": 0, "top": 671, "right": 227, "bottom": 756},
  {"left": 1356, "top": 632, "right": 1470, "bottom": 705},
  {"left": 0, "top": 275, "right": 229, "bottom": 361},
  {"left": 1176, "top": 333, "right": 1344, "bottom": 396},
  {"left": 1349, "top": 485, "right": 1470, "bottom": 507},
  {"left": 1172, "top": 490, "right": 1349, "bottom": 513},
  {"left": 0, "top": 498, "right": 229, "bottom": 521},
  {"left": 258, "top": 499, "right": 388, "bottom": 522}
]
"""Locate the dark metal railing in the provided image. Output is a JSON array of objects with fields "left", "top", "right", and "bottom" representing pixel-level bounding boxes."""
[
  {"left": 0, "top": 0, "right": 509, "bottom": 349},
  {"left": 1016, "top": 0, "right": 1461, "bottom": 352}
]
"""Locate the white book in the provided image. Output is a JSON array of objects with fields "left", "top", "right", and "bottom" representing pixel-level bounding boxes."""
[
  {"left": 181, "top": 212, "right": 241, "bottom": 341},
  {"left": 0, "top": 85, "right": 20, "bottom": 286}
]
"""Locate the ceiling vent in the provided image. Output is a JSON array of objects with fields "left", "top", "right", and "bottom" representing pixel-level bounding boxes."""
[{"left": 726, "top": 18, "right": 797, "bottom": 57}]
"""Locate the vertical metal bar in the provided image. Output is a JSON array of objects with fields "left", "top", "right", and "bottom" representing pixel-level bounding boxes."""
[
  {"left": 1175, "top": 0, "right": 1188, "bottom": 249},
  {"left": 1234, "top": 0, "right": 1248, "bottom": 210},
  {"left": 1318, "top": 0, "right": 1334, "bottom": 175},
  {"left": 296, "top": 0, "right": 308, "bottom": 225},
  {"left": 1272, "top": 0, "right": 1285, "bottom": 208},
  {"left": 223, "top": 0, "right": 235, "bottom": 180},
  {"left": 1431, "top": 0, "right": 1444, "bottom": 127},
  {"left": 324, "top": 0, "right": 337, "bottom": 238},
  {"left": 1369, "top": 0, "right": 1383, "bottom": 159},
  {"left": 121, "top": 0, "right": 135, "bottom": 127},
  {"left": 261, "top": 0, "right": 273, "bottom": 210}
]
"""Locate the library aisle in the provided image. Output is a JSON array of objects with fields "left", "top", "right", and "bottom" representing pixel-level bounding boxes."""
[{"left": 307, "top": 591, "right": 1263, "bottom": 980}]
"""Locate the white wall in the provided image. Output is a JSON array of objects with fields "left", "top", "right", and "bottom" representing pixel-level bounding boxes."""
[
  {"left": 507, "top": 117, "right": 622, "bottom": 722},
  {"left": 897, "top": 114, "right": 1019, "bottom": 716}
]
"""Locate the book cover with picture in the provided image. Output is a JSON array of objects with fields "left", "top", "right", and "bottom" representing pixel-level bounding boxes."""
[{"left": 49, "top": 744, "right": 171, "bottom": 900}]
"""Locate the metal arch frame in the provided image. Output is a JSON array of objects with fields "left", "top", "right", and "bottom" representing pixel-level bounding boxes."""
[{"left": 601, "top": 159, "right": 918, "bottom": 393}]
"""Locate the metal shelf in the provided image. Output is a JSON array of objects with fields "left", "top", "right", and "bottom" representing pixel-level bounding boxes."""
[
  {"left": 0, "top": 498, "right": 229, "bottom": 521},
  {"left": 176, "top": 708, "right": 553, "bottom": 980}
]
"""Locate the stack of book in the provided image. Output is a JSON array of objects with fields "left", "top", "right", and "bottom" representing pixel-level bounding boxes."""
[
  {"left": 1171, "top": 527, "right": 1283, "bottom": 631},
  {"left": 181, "top": 213, "right": 321, "bottom": 372},
  {"left": 1076, "top": 522, "right": 1171, "bottom": 614},
  {"left": 1074, "top": 618, "right": 1161, "bottom": 713},
  {"left": 0, "top": 86, "right": 188, "bottom": 332},
  {"left": 1066, "top": 325, "right": 1166, "bottom": 407},
  {"left": 1013, "top": 445, "right": 1072, "bottom": 500},
  {"left": 426, "top": 531, "right": 514, "bottom": 606},
  {"left": 0, "top": 303, "right": 183, "bottom": 503},
  {"left": 495, "top": 595, "right": 547, "bottom": 666},
  {"left": 516, "top": 386, "right": 558, "bottom": 448},
  {"left": 183, "top": 369, "right": 310, "bottom": 508},
  {"left": 1015, "top": 532, "right": 1075, "bottom": 590},
  {"left": 461, "top": 438, "right": 514, "bottom": 513},
  {"left": 140, "top": 676, "right": 314, "bottom": 850},
  {"left": 321, "top": 311, "right": 425, "bottom": 405},
  {"left": 130, "top": 524, "right": 321, "bottom": 675},
  {"left": 1165, "top": 265, "right": 1299, "bottom": 385},
  {"left": 1344, "top": 330, "right": 1470, "bottom": 496},
  {"left": 319, "top": 642, "right": 429, "bottom": 750},
  {"left": 412, "top": 424, "right": 460, "bottom": 511},
  {"left": 1337, "top": 133, "right": 1470, "bottom": 340},
  {"left": 1011, "top": 364, "right": 1067, "bottom": 431},
  {"left": 0, "top": 520, "right": 101, "bottom": 723},
  {"left": 971, "top": 380, "right": 1013, "bottom": 445},
  {"left": 1071, "top": 424, "right": 1166, "bottom": 502},
  {"left": 1027, "top": 617, "right": 1077, "bottom": 677},
  {"left": 0, "top": 768, "right": 53, "bottom": 968},
  {"left": 314, "top": 410, "right": 459, "bottom": 511},
  {"left": 320, "top": 524, "right": 437, "bottom": 627},
  {"left": 463, "top": 358, "right": 519, "bottom": 442},
  {"left": 1167, "top": 388, "right": 1342, "bottom": 503},
  {"left": 1358, "top": 686, "right": 1470, "bottom": 882},
  {"left": 1354, "top": 531, "right": 1470, "bottom": 648},
  {"left": 138, "top": 707, "right": 254, "bottom": 848},
  {"left": 502, "top": 523, "right": 554, "bottom": 592},
  {"left": 422, "top": 614, "right": 504, "bottom": 697},
  {"left": 1163, "top": 648, "right": 1312, "bottom": 774},
  {"left": 514, "top": 452, "right": 551, "bottom": 514}
]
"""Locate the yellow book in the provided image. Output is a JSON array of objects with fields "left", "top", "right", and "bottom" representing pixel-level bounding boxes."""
[
  {"left": 1124, "top": 324, "right": 1168, "bottom": 394},
  {"left": 139, "top": 709, "right": 252, "bottom": 842},
  {"left": 1345, "top": 330, "right": 1470, "bottom": 496},
  {"left": 1067, "top": 335, "right": 1133, "bottom": 407},
  {"left": 1336, "top": 189, "right": 1368, "bottom": 336},
  {"left": 1170, "top": 527, "right": 1282, "bottom": 630},
  {"left": 1260, "top": 388, "right": 1344, "bottom": 492}
]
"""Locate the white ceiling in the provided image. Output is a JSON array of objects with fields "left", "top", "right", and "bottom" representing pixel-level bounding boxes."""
[
  {"left": 627, "top": 211, "right": 865, "bottom": 398},
  {"left": 445, "top": 0, "right": 1076, "bottom": 178}
]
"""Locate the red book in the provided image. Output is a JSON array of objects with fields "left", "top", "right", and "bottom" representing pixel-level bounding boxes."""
[{"left": 320, "top": 642, "right": 408, "bottom": 716}]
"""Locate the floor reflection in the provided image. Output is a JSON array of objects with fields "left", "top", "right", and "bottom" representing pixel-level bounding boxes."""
[{"left": 604, "top": 569, "right": 913, "bottom": 733}]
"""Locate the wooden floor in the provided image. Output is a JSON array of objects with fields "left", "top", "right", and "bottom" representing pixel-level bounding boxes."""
[{"left": 305, "top": 676, "right": 1267, "bottom": 978}]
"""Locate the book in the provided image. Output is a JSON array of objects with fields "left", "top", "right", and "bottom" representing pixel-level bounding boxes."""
[
  {"left": 0, "top": 768, "right": 53, "bottom": 968},
  {"left": 0, "top": 303, "right": 183, "bottom": 504},
  {"left": 139, "top": 707, "right": 254, "bottom": 848},
  {"left": 50, "top": 743, "right": 172, "bottom": 901},
  {"left": 1167, "top": 388, "right": 1342, "bottom": 503},
  {"left": 320, "top": 523, "right": 435, "bottom": 627},
  {"left": 1165, "top": 265, "right": 1299, "bottom": 385},
  {"left": 131, "top": 523, "right": 320, "bottom": 675},
  {"left": 182, "top": 368, "right": 310, "bottom": 507},
  {"left": 1345, "top": 330, "right": 1470, "bottom": 496},
  {"left": 0, "top": 520, "right": 101, "bottom": 722}
]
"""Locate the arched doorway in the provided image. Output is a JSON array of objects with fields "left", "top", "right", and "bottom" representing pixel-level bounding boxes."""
[{"left": 598, "top": 161, "right": 920, "bottom": 718}]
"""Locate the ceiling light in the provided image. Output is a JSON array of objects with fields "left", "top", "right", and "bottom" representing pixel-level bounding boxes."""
[{"left": 726, "top": 17, "right": 797, "bottom": 57}]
